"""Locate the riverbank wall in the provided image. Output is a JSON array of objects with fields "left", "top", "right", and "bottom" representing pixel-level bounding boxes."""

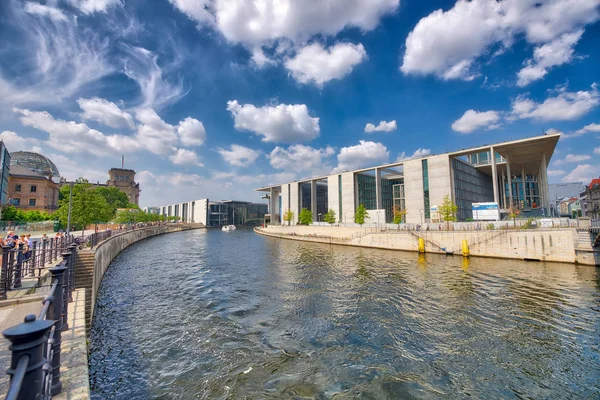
[{"left": 255, "top": 226, "right": 600, "bottom": 266}]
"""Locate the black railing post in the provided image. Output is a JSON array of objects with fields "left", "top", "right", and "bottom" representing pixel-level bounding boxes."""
[
  {"left": 49, "top": 238, "right": 54, "bottom": 262},
  {"left": 68, "top": 244, "right": 77, "bottom": 299},
  {"left": 2, "top": 314, "right": 54, "bottom": 400},
  {"left": 29, "top": 241, "right": 36, "bottom": 277},
  {"left": 14, "top": 243, "right": 23, "bottom": 289},
  {"left": 61, "top": 249, "right": 72, "bottom": 304},
  {"left": 0, "top": 246, "right": 8, "bottom": 300},
  {"left": 48, "top": 265, "right": 67, "bottom": 395},
  {"left": 41, "top": 240, "right": 46, "bottom": 270}
]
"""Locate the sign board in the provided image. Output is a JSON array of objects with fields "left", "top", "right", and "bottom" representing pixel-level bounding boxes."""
[
  {"left": 430, "top": 205, "right": 440, "bottom": 222},
  {"left": 472, "top": 202, "right": 499, "bottom": 221},
  {"left": 539, "top": 219, "right": 553, "bottom": 228},
  {"left": 366, "top": 209, "right": 386, "bottom": 225}
]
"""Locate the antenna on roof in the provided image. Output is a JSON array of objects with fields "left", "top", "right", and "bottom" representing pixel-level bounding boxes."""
[{"left": 122, "top": 155, "right": 124, "bottom": 169}]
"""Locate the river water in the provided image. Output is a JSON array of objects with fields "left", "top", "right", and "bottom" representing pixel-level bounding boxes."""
[{"left": 89, "top": 228, "right": 600, "bottom": 399}]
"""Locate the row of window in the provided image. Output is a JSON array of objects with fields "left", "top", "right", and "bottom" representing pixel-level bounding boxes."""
[
  {"left": 115, "top": 175, "right": 130, "bottom": 181},
  {"left": 11, "top": 198, "right": 37, "bottom": 206},
  {"left": 14, "top": 184, "right": 37, "bottom": 193}
]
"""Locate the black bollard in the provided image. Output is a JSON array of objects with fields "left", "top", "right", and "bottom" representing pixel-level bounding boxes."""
[
  {"left": 2, "top": 314, "right": 54, "bottom": 400},
  {"left": 48, "top": 265, "right": 67, "bottom": 395}
]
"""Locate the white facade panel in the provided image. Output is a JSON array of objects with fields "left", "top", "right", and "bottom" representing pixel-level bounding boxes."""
[
  {"left": 281, "top": 184, "right": 290, "bottom": 224},
  {"left": 290, "top": 182, "right": 300, "bottom": 224},
  {"left": 327, "top": 175, "right": 340, "bottom": 223},
  {"left": 427, "top": 154, "right": 453, "bottom": 214},
  {"left": 341, "top": 172, "right": 355, "bottom": 223},
  {"left": 404, "top": 159, "right": 424, "bottom": 224}
]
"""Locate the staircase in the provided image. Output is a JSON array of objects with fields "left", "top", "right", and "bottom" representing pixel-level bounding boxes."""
[
  {"left": 576, "top": 230, "right": 594, "bottom": 250},
  {"left": 74, "top": 250, "right": 95, "bottom": 331}
]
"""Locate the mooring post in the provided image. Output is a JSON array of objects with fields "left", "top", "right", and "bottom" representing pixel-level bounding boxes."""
[{"left": 2, "top": 314, "right": 54, "bottom": 400}]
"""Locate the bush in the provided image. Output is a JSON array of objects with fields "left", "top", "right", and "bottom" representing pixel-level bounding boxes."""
[
  {"left": 487, "top": 223, "right": 495, "bottom": 230},
  {"left": 299, "top": 208, "right": 313, "bottom": 225}
]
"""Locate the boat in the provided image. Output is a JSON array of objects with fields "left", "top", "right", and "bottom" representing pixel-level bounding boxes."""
[{"left": 222, "top": 225, "right": 236, "bottom": 232}]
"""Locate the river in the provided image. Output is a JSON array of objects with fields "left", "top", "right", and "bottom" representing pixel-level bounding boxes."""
[{"left": 89, "top": 228, "right": 600, "bottom": 399}]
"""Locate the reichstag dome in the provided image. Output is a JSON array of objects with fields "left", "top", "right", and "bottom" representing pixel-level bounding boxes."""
[{"left": 10, "top": 151, "right": 60, "bottom": 181}]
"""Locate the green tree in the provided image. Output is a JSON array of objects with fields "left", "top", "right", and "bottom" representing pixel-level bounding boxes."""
[
  {"left": 95, "top": 187, "right": 130, "bottom": 212},
  {"left": 438, "top": 195, "right": 458, "bottom": 227},
  {"left": 508, "top": 205, "right": 520, "bottom": 228},
  {"left": 298, "top": 208, "right": 313, "bottom": 225},
  {"left": 323, "top": 208, "right": 336, "bottom": 225},
  {"left": 55, "top": 182, "right": 113, "bottom": 230},
  {"left": 1, "top": 205, "right": 18, "bottom": 221},
  {"left": 283, "top": 209, "right": 294, "bottom": 226},
  {"left": 393, "top": 206, "right": 407, "bottom": 225},
  {"left": 354, "top": 204, "right": 369, "bottom": 226}
]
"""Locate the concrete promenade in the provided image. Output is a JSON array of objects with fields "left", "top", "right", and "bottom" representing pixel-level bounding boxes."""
[{"left": 256, "top": 225, "right": 600, "bottom": 266}]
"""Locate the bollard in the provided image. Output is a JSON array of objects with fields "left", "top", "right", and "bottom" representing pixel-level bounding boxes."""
[
  {"left": 2, "top": 314, "right": 54, "bottom": 400},
  {"left": 462, "top": 239, "right": 470, "bottom": 257},
  {"left": 48, "top": 265, "right": 67, "bottom": 395},
  {"left": 14, "top": 243, "right": 23, "bottom": 289},
  {"left": 418, "top": 237, "right": 425, "bottom": 253},
  {"left": 0, "top": 246, "right": 8, "bottom": 300}
]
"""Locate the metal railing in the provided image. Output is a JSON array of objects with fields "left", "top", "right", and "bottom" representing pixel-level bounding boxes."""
[
  {"left": 2, "top": 244, "right": 77, "bottom": 400},
  {"left": 0, "top": 235, "right": 78, "bottom": 300}
]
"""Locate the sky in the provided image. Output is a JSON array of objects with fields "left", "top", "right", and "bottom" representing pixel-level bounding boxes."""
[{"left": 0, "top": 0, "right": 599, "bottom": 208}]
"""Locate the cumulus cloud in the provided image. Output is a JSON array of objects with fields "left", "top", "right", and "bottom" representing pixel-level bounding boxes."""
[
  {"left": 0, "top": 130, "right": 41, "bottom": 151},
  {"left": 269, "top": 144, "right": 335, "bottom": 171},
  {"left": 67, "top": 0, "right": 122, "bottom": 14},
  {"left": 284, "top": 43, "right": 367, "bottom": 86},
  {"left": 517, "top": 30, "right": 584, "bottom": 87},
  {"left": 562, "top": 122, "right": 600, "bottom": 138},
  {"left": 562, "top": 164, "right": 598, "bottom": 183},
  {"left": 177, "top": 117, "right": 206, "bottom": 146},
  {"left": 364, "top": 120, "right": 397, "bottom": 133},
  {"left": 547, "top": 169, "right": 566, "bottom": 177},
  {"left": 169, "top": 148, "right": 203, "bottom": 166},
  {"left": 169, "top": 0, "right": 399, "bottom": 46},
  {"left": 78, "top": 97, "right": 135, "bottom": 129},
  {"left": 510, "top": 84, "right": 599, "bottom": 121},
  {"left": 218, "top": 144, "right": 261, "bottom": 167},
  {"left": 332, "top": 140, "right": 389, "bottom": 173},
  {"left": 401, "top": 0, "right": 600, "bottom": 83},
  {"left": 553, "top": 153, "right": 592, "bottom": 166},
  {"left": 227, "top": 100, "right": 319, "bottom": 143},
  {"left": 451, "top": 110, "right": 501, "bottom": 133},
  {"left": 397, "top": 148, "right": 431, "bottom": 161}
]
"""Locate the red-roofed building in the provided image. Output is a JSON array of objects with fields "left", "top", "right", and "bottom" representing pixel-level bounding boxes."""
[{"left": 581, "top": 177, "right": 600, "bottom": 219}]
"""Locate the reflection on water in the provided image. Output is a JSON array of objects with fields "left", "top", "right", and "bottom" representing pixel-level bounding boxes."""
[{"left": 89, "top": 228, "right": 600, "bottom": 399}]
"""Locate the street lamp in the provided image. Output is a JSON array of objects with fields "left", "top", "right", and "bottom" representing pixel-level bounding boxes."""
[
  {"left": 66, "top": 182, "right": 74, "bottom": 234},
  {"left": 318, "top": 213, "right": 322, "bottom": 224}
]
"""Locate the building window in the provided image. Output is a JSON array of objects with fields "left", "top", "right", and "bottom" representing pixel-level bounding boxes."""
[
  {"left": 13, "top": 198, "right": 20, "bottom": 206},
  {"left": 30, "top": 185, "right": 37, "bottom": 193},
  {"left": 29, "top": 198, "right": 36, "bottom": 206},
  {"left": 15, "top": 184, "right": 21, "bottom": 192},
  {"left": 422, "top": 159, "right": 430, "bottom": 219}
]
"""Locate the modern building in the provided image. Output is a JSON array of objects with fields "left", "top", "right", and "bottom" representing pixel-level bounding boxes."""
[
  {"left": 581, "top": 177, "right": 600, "bottom": 219},
  {"left": 156, "top": 199, "right": 267, "bottom": 227},
  {"left": 257, "top": 134, "right": 560, "bottom": 224},
  {"left": 8, "top": 152, "right": 61, "bottom": 212},
  {"left": 0, "top": 142, "right": 10, "bottom": 206},
  {"left": 143, "top": 206, "right": 161, "bottom": 214}
]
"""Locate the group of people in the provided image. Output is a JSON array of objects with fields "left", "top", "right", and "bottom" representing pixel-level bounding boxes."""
[{"left": 0, "top": 231, "right": 33, "bottom": 262}]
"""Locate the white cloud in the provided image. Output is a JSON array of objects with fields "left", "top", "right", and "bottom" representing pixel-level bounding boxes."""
[
  {"left": 68, "top": 0, "right": 122, "bottom": 14},
  {"left": 169, "top": 0, "right": 399, "bottom": 47},
  {"left": 563, "top": 122, "right": 600, "bottom": 138},
  {"left": 594, "top": 147, "right": 600, "bottom": 155},
  {"left": 547, "top": 169, "right": 566, "bottom": 177},
  {"left": 511, "top": 84, "right": 599, "bottom": 121},
  {"left": 24, "top": 2, "right": 68, "bottom": 21},
  {"left": 401, "top": 0, "right": 600, "bottom": 82},
  {"left": 78, "top": 97, "right": 135, "bottom": 129},
  {"left": 0, "top": 131, "right": 41, "bottom": 152},
  {"left": 284, "top": 43, "right": 367, "bottom": 86},
  {"left": 218, "top": 144, "right": 261, "bottom": 167},
  {"left": 562, "top": 164, "right": 598, "bottom": 183},
  {"left": 269, "top": 144, "right": 335, "bottom": 172},
  {"left": 364, "top": 120, "right": 397, "bottom": 133},
  {"left": 46, "top": 152, "right": 107, "bottom": 183},
  {"left": 332, "top": 140, "right": 389, "bottom": 173},
  {"left": 169, "top": 148, "right": 203, "bottom": 166},
  {"left": 177, "top": 117, "right": 206, "bottom": 146},
  {"left": 517, "top": 30, "right": 584, "bottom": 87},
  {"left": 397, "top": 148, "right": 431, "bottom": 161},
  {"left": 553, "top": 153, "right": 592, "bottom": 165},
  {"left": 227, "top": 100, "right": 319, "bottom": 143},
  {"left": 451, "top": 110, "right": 501, "bottom": 133},
  {"left": 133, "top": 108, "right": 179, "bottom": 155}
]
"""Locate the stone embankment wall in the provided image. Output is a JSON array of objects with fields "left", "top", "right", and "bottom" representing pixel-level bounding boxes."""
[{"left": 256, "top": 226, "right": 599, "bottom": 266}]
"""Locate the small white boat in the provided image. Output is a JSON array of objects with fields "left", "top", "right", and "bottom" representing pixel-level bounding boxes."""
[{"left": 222, "top": 225, "right": 236, "bottom": 232}]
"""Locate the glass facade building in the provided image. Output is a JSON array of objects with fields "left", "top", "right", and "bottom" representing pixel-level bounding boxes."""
[{"left": 0, "top": 143, "right": 10, "bottom": 206}]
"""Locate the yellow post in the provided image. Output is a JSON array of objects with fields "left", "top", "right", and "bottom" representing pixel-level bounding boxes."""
[
  {"left": 462, "top": 239, "right": 469, "bottom": 257},
  {"left": 418, "top": 237, "right": 425, "bottom": 253}
]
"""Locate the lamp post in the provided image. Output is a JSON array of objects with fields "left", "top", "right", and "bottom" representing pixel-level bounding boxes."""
[
  {"left": 318, "top": 213, "right": 322, "bottom": 224},
  {"left": 66, "top": 182, "right": 74, "bottom": 234}
]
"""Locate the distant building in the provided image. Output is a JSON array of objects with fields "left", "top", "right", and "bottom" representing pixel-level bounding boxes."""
[
  {"left": 548, "top": 182, "right": 584, "bottom": 216},
  {"left": 143, "top": 206, "right": 161, "bottom": 214},
  {"left": 8, "top": 152, "right": 60, "bottom": 212},
  {"left": 155, "top": 199, "right": 267, "bottom": 226},
  {"left": 0, "top": 142, "right": 10, "bottom": 206},
  {"left": 581, "top": 177, "right": 600, "bottom": 219},
  {"left": 106, "top": 168, "right": 140, "bottom": 206}
]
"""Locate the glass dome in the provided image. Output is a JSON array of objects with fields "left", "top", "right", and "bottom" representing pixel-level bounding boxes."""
[{"left": 10, "top": 151, "right": 60, "bottom": 180}]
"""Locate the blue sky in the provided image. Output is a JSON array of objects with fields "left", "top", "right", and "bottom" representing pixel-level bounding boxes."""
[{"left": 1, "top": 0, "right": 599, "bottom": 207}]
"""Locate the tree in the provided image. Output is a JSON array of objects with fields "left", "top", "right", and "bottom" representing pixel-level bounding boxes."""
[
  {"left": 354, "top": 204, "right": 369, "bottom": 226},
  {"left": 508, "top": 205, "right": 520, "bottom": 228},
  {"left": 95, "top": 187, "right": 130, "bottom": 213},
  {"left": 55, "top": 182, "right": 113, "bottom": 230},
  {"left": 283, "top": 209, "right": 294, "bottom": 226},
  {"left": 323, "top": 208, "right": 336, "bottom": 225},
  {"left": 393, "top": 206, "right": 407, "bottom": 225},
  {"left": 299, "top": 208, "right": 313, "bottom": 225},
  {"left": 438, "top": 195, "right": 458, "bottom": 228}
]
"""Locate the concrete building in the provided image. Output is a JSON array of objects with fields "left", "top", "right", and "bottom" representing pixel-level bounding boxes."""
[
  {"left": 581, "top": 177, "right": 600, "bottom": 219},
  {"left": 106, "top": 168, "right": 140, "bottom": 205},
  {"left": 548, "top": 182, "right": 585, "bottom": 216},
  {"left": 156, "top": 199, "right": 267, "bottom": 227},
  {"left": 8, "top": 152, "right": 60, "bottom": 212},
  {"left": 257, "top": 134, "right": 560, "bottom": 224},
  {"left": 0, "top": 142, "right": 10, "bottom": 206},
  {"left": 143, "top": 206, "right": 161, "bottom": 214}
]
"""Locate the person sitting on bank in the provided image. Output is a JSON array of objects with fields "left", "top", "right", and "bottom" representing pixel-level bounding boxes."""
[{"left": 41, "top": 233, "right": 49, "bottom": 243}]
